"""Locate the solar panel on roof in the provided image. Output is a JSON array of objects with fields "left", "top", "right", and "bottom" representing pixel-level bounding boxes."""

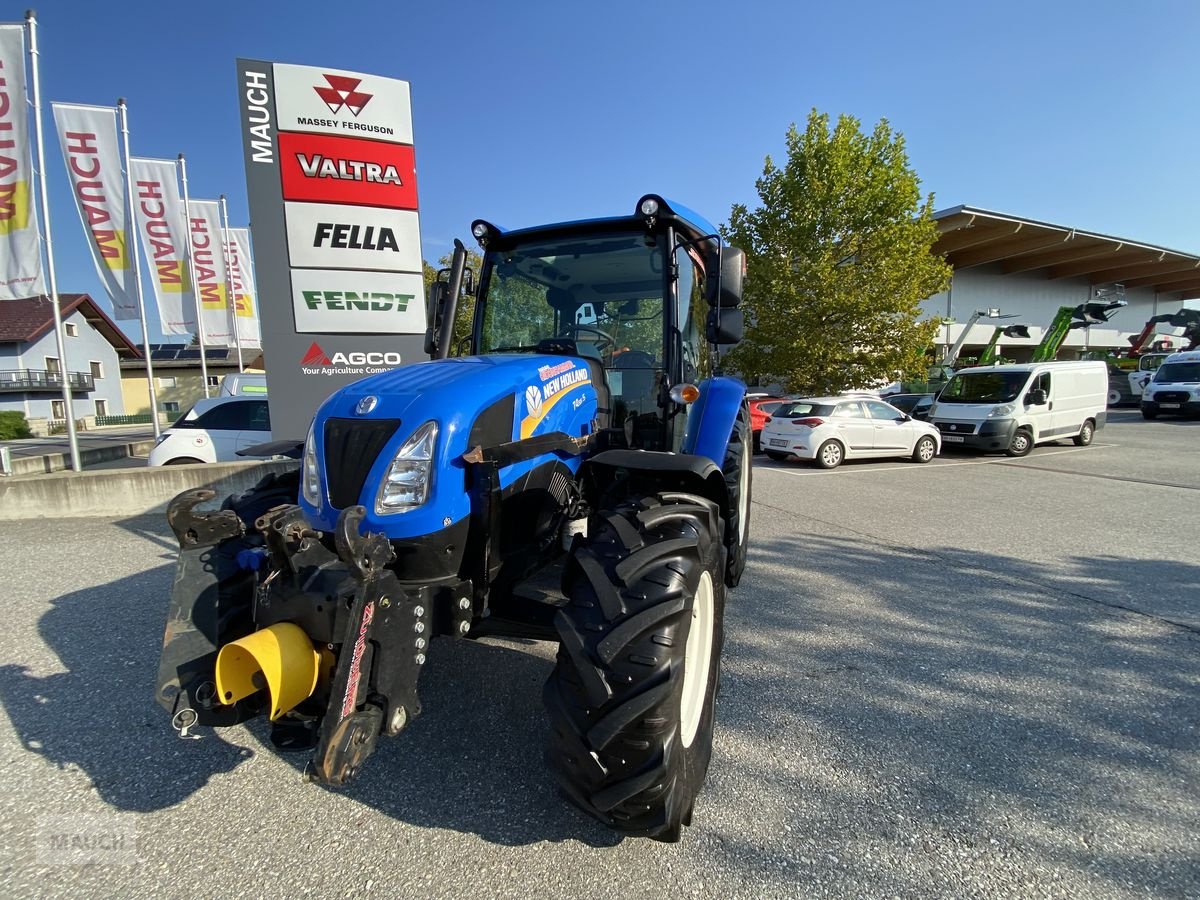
[{"left": 177, "top": 349, "right": 201, "bottom": 359}]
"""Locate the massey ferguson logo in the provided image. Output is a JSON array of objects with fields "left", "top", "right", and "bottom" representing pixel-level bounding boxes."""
[
  {"left": 296, "top": 153, "right": 402, "bottom": 185},
  {"left": 315, "top": 74, "right": 372, "bottom": 116},
  {"left": 300, "top": 341, "right": 402, "bottom": 375}
]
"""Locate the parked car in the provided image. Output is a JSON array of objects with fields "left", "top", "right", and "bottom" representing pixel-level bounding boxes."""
[
  {"left": 886, "top": 392, "right": 936, "bottom": 420},
  {"left": 761, "top": 396, "right": 941, "bottom": 469},
  {"left": 1141, "top": 350, "right": 1200, "bottom": 419},
  {"left": 148, "top": 396, "right": 272, "bottom": 466},
  {"left": 748, "top": 395, "right": 788, "bottom": 452}
]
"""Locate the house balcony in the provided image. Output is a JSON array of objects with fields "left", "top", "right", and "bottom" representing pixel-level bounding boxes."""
[{"left": 0, "top": 369, "right": 95, "bottom": 393}]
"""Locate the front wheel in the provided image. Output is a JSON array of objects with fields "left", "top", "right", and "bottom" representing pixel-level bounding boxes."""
[
  {"left": 1142, "top": 408, "right": 1158, "bottom": 420},
  {"left": 1006, "top": 428, "right": 1034, "bottom": 457},
  {"left": 815, "top": 439, "right": 844, "bottom": 469},
  {"left": 1073, "top": 420, "right": 1095, "bottom": 447},
  {"left": 911, "top": 435, "right": 937, "bottom": 463},
  {"left": 545, "top": 493, "right": 725, "bottom": 842}
]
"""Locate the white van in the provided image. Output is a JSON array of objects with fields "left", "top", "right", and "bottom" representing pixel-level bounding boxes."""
[
  {"left": 219, "top": 372, "right": 268, "bottom": 396},
  {"left": 928, "top": 360, "right": 1108, "bottom": 457},
  {"left": 1141, "top": 350, "right": 1200, "bottom": 419}
]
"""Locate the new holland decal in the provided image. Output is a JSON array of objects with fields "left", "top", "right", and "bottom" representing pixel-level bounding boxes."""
[{"left": 519, "top": 362, "right": 591, "bottom": 439}]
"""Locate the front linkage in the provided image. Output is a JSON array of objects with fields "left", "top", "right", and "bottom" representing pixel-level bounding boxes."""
[{"left": 156, "top": 490, "right": 471, "bottom": 784}]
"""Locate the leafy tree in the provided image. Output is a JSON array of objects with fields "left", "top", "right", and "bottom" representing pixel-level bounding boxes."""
[
  {"left": 723, "top": 110, "right": 950, "bottom": 394},
  {"left": 0, "top": 410, "right": 33, "bottom": 440}
]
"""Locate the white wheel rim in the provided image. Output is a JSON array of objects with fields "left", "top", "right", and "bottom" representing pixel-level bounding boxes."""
[
  {"left": 823, "top": 443, "right": 840, "bottom": 466},
  {"left": 919, "top": 439, "right": 934, "bottom": 461},
  {"left": 680, "top": 571, "right": 715, "bottom": 749},
  {"left": 737, "top": 438, "right": 750, "bottom": 546}
]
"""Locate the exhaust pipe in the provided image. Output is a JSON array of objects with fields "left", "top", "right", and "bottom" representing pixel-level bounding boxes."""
[{"left": 214, "top": 623, "right": 320, "bottom": 720}]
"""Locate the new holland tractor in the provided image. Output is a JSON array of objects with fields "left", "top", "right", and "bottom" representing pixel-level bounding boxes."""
[{"left": 155, "top": 195, "right": 751, "bottom": 841}]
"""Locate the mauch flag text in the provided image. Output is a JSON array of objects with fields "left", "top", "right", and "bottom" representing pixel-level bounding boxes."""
[
  {"left": 52, "top": 103, "right": 137, "bottom": 318},
  {"left": 188, "top": 199, "right": 233, "bottom": 346},
  {"left": 130, "top": 157, "right": 197, "bottom": 335},
  {"left": 228, "top": 227, "right": 261, "bottom": 349},
  {"left": 0, "top": 25, "right": 46, "bottom": 300}
]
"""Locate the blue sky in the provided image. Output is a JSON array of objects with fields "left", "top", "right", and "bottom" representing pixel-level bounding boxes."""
[{"left": 14, "top": 0, "right": 1200, "bottom": 343}]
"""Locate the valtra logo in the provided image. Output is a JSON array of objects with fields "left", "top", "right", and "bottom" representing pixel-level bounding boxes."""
[{"left": 314, "top": 75, "right": 373, "bottom": 117}]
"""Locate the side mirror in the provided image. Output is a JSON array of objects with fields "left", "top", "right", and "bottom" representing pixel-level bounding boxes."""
[
  {"left": 424, "top": 281, "right": 449, "bottom": 356},
  {"left": 705, "top": 246, "right": 745, "bottom": 308},
  {"left": 706, "top": 307, "right": 743, "bottom": 345},
  {"left": 1026, "top": 388, "right": 1047, "bottom": 405}
]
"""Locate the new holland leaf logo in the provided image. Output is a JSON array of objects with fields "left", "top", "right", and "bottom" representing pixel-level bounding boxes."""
[
  {"left": 302, "top": 342, "right": 332, "bottom": 366},
  {"left": 314, "top": 74, "right": 373, "bottom": 117},
  {"left": 525, "top": 385, "right": 543, "bottom": 417}
]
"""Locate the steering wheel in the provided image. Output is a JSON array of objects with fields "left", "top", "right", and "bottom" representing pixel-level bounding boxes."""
[{"left": 565, "top": 324, "right": 615, "bottom": 353}]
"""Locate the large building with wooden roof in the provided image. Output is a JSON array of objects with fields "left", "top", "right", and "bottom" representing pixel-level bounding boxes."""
[{"left": 925, "top": 207, "right": 1200, "bottom": 361}]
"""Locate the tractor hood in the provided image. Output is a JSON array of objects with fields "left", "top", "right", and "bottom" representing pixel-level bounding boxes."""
[{"left": 299, "top": 354, "right": 601, "bottom": 539}]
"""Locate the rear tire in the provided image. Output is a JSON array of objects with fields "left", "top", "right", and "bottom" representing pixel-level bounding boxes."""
[
  {"left": 1005, "top": 428, "right": 1034, "bottom": 457},
  {"left": 911, "top": 435, "right": 937, "bottom": 463},
  {"left": 752, "top": 432, "right": 762, "bottom": 454},
  {"left": 721, "top": 402, "right": 752, "bottom": 587},
  {"left": 165, "top": 457, "right": 205, "bottom": 466},
  {"left": 1073, "top": 419, "right": 1095, "bottom": 447},
  {"left": 815, "top": 439, "right": 844, "bottom": 469},
  {"left": 220, "top": 468, "right": 302, "bottom": 528},
  {"left": 545, "top": 493, "right": 725, "bottom": 842}
]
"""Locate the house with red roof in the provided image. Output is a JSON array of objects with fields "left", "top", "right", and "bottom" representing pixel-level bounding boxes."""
[{"left": 0, "top": 294, "right": 141, "bottom": 424}]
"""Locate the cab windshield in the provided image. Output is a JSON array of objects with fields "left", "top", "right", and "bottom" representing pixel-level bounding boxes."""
[
  {"left": 1154, "top": 362, "right": 1200, "bottom": 383},
  {"left": 938, "top": 371, "right": 1029, "bottom": 403},
  {"left": 478, "top": 231, "right": 665, "bottom": 362}
]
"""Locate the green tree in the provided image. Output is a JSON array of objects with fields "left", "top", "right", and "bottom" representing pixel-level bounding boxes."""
[
  {"left": 723, "top": 110, "right": 950, "bottom": 394},
  {"left": 423, "top": 248, "right": 482, "bottom": 354}
]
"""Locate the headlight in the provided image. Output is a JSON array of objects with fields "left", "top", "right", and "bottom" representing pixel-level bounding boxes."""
[
  {"left": 376, "top": 420, "right": 438, "bottom": 515},
  {"left": 302, "top": 421, "right": 321, "bottom": 506},
  {"left": 988, "top": 403, "right": 1015, "bottom": 418}
]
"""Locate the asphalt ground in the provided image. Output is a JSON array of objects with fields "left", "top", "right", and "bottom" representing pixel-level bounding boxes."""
[
  {"left": 0, "top": 410, "right": 1195, "bottom": 898},
  {"left": 1, "top": 426, "right": 156, "bottom": 459}
]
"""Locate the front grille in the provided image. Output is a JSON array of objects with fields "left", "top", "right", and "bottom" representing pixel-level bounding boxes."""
[
  {"left": 935, "top": 421, "right": 977, "bottom": 435},
  {"left": 1154, "top": 391, "right": 1190, "bottom": 403},
  {"left": 324, "top": 418, "right": 400, "bottom": 509}
]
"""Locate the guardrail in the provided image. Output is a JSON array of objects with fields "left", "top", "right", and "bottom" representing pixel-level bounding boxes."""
[{"left": 0, "top": 369, "right": 95, "bottom": 393}]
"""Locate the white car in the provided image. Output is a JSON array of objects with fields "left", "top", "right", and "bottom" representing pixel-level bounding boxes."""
[
  {"left": 760, "top": 396, "right": 941, "bottom": 469},
  {"left": 148, "top": 396, "right": 272, "bottom": 466}
]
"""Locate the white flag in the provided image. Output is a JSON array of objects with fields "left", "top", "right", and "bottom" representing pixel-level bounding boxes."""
[
  {"left": 129, "top": 157, "right": 196, "bottom": 335},
  {"left": 52, "top": 102, "right": 136, "bottom": 318},
  {"left": 227, "top": 227, "right": 261, "bottom": 349},
  {"left": 0, "top": 25, "right": 46, "bottom": 300},
  {"left": 187, "top": 199, "right": 233, "bottom": 346}
]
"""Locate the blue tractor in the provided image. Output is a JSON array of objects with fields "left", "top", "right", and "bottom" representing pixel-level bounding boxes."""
[{"left": 156, "top": 195, "right": 751, "bottom": 841}]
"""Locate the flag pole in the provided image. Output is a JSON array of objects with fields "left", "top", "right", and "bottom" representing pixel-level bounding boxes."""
[
  {"left": 178, "top": 154, "right": 210, "bottom": 398},
  {"left": 26, "top": 10, "right": 80, "bottom": 471},
  {"left": 117, "top": 98, "right": 160, "bottom": 439},
  {"left": 219, "top": 194, "right": 244, "bottom": 373}
]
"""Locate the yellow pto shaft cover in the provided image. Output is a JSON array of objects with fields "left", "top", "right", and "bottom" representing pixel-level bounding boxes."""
[{"left": 214, "top": 623, "right": 320, "bottom": 720}]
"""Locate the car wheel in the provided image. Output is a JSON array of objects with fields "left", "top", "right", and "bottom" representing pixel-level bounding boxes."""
[
  {"left": 1005, "top": 429, "right": 1033, "bottom": 457},
  {"left": 1072, "top": 419, "right": 1095, "bottom": 447},
  {"left": 165, "top": 457, "right": 205, "bottom": 465},
  {"left": 814, "top": 440, "right": 843, "bottom": 469},
  {"left": 752, "top": 432, "right": 761, "bottom": 454},
  {"left": 764, "top": 450, "right": 789, "bottom": 462},
  {"left": 911, "top": 435, "right": 937, "bottom": 463},
  {"left": 1106, "top": 388, "right": 1122, "bottom": 406}
]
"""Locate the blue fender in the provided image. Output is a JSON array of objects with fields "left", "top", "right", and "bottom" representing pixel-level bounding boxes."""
[{"left": 681, "top": 376, "right": 747, "bottom": 469}]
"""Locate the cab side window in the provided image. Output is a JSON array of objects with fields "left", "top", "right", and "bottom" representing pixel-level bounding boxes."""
[{"left": 1029, "top": 372, "right": 1051, "bottom": 399}]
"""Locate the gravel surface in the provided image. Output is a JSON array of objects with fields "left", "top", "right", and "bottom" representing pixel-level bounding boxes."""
[{"left": 0, "top": 413, "right": 1195, "bottom": 898}]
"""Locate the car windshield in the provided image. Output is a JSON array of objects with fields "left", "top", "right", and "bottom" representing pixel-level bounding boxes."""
[
  {"left": 478, "top": 231, "right": 664, "bottom": 360},
  {"left": 1154, "top": 362, "right": 1200, "bottom": 383},
  {"left": 938, "top": 372, "right": 1029, "bottom": 403},
  {"left": 774, "top": 401, "right": 834, "bottom": 418}
]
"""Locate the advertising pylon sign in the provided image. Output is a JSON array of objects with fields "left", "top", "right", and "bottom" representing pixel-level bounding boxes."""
[
  {"left": 236, "top": 59, "right": 425, "bottom": 439},
  {"left": 0, "top": 24, "right": 46, "bottom": 300}
]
